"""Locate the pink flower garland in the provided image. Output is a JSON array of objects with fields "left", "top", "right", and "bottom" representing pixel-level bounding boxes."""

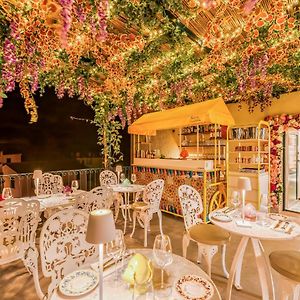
[
  {"left": 59, "top": 0, "right": 74, "bottom": 47},
  {"left": 265, "top": 114, "right": 300, "bottom": 210}
]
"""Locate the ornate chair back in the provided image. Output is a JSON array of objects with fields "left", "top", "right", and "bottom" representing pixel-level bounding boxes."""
[
  {"left": 99, "top": 170, "right": 118, "bottom": 186},
  {"left": 143, "top": 179, "right": 164, "bottom": 214},
  {"left": 38, "top": 173, "right": 63, "bottom": 195},
  {"left": 75, "top": 187, "right": 113, "bottom": 213},
  {"left": 0, "top": 198, "right": 40, "bottom": 265},
  {"left": 39, "top": 209, "right": 98, "bottom": 299},
  {"left": 178, "top": 185, "right": 204, "bottom": 231}
]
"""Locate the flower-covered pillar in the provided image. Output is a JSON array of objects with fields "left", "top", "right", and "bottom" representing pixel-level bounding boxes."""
[{"left": 265, "top": 114, "right": 300, "bottom": 212}]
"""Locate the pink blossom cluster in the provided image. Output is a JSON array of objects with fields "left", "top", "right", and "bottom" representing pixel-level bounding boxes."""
[
  {"left": 97, "top": 0, "right": 108, "bottom": 41},
  {"left": 2, "top": 39, "right": 17, "bottom": 92},
  {"left": 243, "top": 0, "right": 260, "bottom": 15},
  {"left": 59, "top": 0, "right": 74, "bottom": 47}
]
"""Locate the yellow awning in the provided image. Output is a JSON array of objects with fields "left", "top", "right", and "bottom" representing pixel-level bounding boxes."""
[{"left": 128, "top": 98, "right": 235, "bottom": 136}]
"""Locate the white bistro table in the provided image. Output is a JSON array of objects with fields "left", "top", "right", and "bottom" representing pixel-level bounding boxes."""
[
  {"left": 210, "top": 210, "right": 300, "bottom": 300},
  {"left": 22, "top": 190, "right": 85, "bottom": 212},
  {"left": 109, "top": 184, "right": 145, "bottom": 234},
  {"left": 52, "top": 248, "right": 221, "bottom": 300}
]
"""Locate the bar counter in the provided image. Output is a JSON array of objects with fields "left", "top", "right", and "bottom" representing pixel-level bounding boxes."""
[{"left": 132, "top": 158, "right": 225, "bottom": 219}]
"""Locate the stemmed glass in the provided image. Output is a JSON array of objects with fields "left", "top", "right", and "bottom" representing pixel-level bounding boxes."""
[
  {"left": 153, "top": 234, "right": 173, "bottom": 291},
  {"left": 231, "top": 191, "right": 240, "bottom": 209},
  {"left": 71, "top": 180, "right": 79, "bottom": 192},
  {"left": 2, "top": 187, "right": 13, "bottom": 200},
  {"left": 120, "top": 173, "right": 126, "bottom": 183},
  {"left": 131, "top": 173, "right": 137, "bottom": 184},
  {"left": 106, "top": 229, "right": 125, "bottom": 283}
]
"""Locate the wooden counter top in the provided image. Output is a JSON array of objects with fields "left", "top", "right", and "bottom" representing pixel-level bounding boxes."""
[{"left": 132, "top": 158, "right": 217, "bottom": 171}]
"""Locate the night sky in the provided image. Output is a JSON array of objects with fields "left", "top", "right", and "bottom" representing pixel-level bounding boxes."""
[{"left": 0, "top": 87, "right": 130, "bottom": 163}]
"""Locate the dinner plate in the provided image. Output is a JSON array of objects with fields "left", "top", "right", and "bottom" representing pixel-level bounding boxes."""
[
  {"left": 175, "top": 275, "right": 214, "bottom": 300},
  {"left": 211, "top": 212, "right": 232, "bottom": 222},
  {"left": 59, "top": 269, "right": 99, "bottom": 297},
  {"left": 37, "top": 194, "right": 51, "bottom": 199},
  {"left": 268, "top": 213, "right": 288, "bottom": 222}
]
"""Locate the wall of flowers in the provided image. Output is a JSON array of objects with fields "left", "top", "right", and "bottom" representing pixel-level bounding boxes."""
[
  {"left": 0, "top": 0, "right": 299, "bottom": 164},
  {"left": 265, "top": 114, "right": 300, "bottom": 210}
]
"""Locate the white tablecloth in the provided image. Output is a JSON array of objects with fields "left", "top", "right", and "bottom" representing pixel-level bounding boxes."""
[
  {"left": 22, "top": 191, "right": 85, "bottom": 211},
  {"left": 52, "top": 248, "right": 221, "bottom": 300}
]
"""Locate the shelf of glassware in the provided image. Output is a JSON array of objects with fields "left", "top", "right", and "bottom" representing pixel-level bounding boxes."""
[
  {"left": 134, "top": 135, "right": 153, "bottom": 159},
  {"left": 179, "top": 124, "right": 227, "bottom": 165},
  {"left": 226, "top": 121, "right": 270, "bottom": 209}
]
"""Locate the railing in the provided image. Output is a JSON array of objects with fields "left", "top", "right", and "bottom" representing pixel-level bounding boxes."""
[{"left": 0, "top": 166, "right": 133, "bottom": 198}]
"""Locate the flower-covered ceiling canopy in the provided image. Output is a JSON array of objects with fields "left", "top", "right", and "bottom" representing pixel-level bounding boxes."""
[{"left": 0, "top": 0, "right": 299, "bottom": 126}]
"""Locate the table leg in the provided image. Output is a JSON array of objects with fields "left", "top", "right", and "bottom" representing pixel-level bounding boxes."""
[
  {"left": 123, "top": 193, "right": 128, "bottom": 234},
  {"left": 128, "top": 193, "right": 132, "bottom": 222},
  {"left": 251, "top": 238, "right": 275, "bottom": 300},
  {"left": 226, "top": 236, "right": 249, "bottom": 300}
]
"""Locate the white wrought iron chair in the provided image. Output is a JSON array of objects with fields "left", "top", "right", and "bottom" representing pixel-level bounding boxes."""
[
  {"left": 74, "top": 187, "right": 113, "bottom": 213},
  {"left": 32, "top": 209, "right": 98, "bottom": 299},
  {"left": 0, "top": 199, "right": 40, "bottom": 286},
  {"left": 178, "top": 184, "right": 230, "bottom": 278},
  {"left": 130, "top": 179, "right": 164, "bottom": 247},
  {"left": 37, "top": 172, "right": 64, "bottom": 195},
  {"left": 99, "top": 170, "right": 123, "bottom": 220}
]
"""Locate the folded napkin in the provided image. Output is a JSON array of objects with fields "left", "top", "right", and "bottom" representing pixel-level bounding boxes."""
[{"left": 271, "top": 221, "right": 294, "bottom": 234}]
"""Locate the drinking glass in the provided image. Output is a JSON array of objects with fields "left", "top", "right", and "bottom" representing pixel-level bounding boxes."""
[
  {"left": 2, "top": 187, "right": 12, "bottom": 200},
  {"left": 131, "top": 173, "right": 137, "bottom": 184},
  {"left": 120, "top": 173, "right": 126, "bottom": 183},
  {"left": 153, "top": 234, "right": 173, "bottom": 293},
  {"left": 106, "top": 229, "right": 125, "bottom": 283},
  {"left": 231, "top": 191, "right": 240, "bottom": 209},
  {"left": 71, "top": 180, "right": 79, "bottom": 192}
]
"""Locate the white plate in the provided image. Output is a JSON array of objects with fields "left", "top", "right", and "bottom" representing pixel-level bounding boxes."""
[
  {"left": 59, "top": 269, "right": 99, "bottom": 297},
  {"left": 37, "top": 194, "right": 51, "bottom": 199},
  {"left": 211, "top": 213, "right": 232, "bottom": 222},
  {"left": 176, "top": 275, "right": 214, "bottom": 300},
  {"left": 268, "top": 213, "right": 288, "bottom": 221}
]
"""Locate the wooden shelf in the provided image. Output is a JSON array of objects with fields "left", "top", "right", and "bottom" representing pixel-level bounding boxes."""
[
  {"left": 229, "top": 162, "right": 269, "bottom": 165},
  {"left": 183, "top": 144, "right": 225, "bottom": 147},
  {"left": 228, "top": 151, "right": 269, "bottom": 154},
  {"left": 229, "top": 139, "right": 269, "bottom": 142}
]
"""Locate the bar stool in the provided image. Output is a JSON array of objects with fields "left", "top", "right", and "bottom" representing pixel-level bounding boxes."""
[{"left": 269, "top": 250, "right": 300, "bottom": 300}]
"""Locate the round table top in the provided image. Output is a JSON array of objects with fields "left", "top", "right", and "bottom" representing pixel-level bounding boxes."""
[
  {"left": 210, "top": 210, "right": 300, "bottom": 241},
  {"left": 109, "top": 184, "right": 145, "bottom": 193},
  {"left": 52, "top": 248, "right": 221, "bottom": 300}
]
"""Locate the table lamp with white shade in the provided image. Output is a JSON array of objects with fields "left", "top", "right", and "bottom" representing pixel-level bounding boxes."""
[
  {"left": 86, "top": 209, "right": 116, "bottom": 300},
  {"left": 237, "top": 177, "right": 252, "bottom": 226},
  {"left": 115, "top": 165, "right": 122, "bottom": 183},
  {"left": 33, "top": 170, "right": 42, "bottom": 196}
]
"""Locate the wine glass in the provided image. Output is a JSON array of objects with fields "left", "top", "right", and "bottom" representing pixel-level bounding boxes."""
[
  {"left": 106, "top": 229, "right": 125, "bottom": 283},
  {"left": 231, "top": 191, "right": 240, "bottom": 209},
  {"left": 120, "top": 173, "right": 126, "bottom": 183},
  {"left": 131, "top": 173, "right": 137, "bottom": 184},
  {"left": 2, "top": 187, "right": 12, "bottom": 200},
  {"left": 153, "top": 234, "right": 173, "bottom": 293},
  {"left": 71, "top": 180, "right": 79, "bottom": 192}
]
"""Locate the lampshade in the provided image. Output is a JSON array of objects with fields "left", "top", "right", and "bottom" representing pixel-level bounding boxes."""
[
  {"left": 115, "top": 165, "right": 122, "bottom": 173},
  {"left": 86, "top": 209, "right": 116, "bottom": 244},
  {"left": 237, "top": 177, "right": 252, "bottom": 191},
  {"left": 33, "top": 170, "right": 42, "bottom": 179}
]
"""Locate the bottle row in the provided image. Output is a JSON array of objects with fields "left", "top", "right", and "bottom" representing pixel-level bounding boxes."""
[{"left": 230, "top": 127, "right": 268, "bottom": 140}]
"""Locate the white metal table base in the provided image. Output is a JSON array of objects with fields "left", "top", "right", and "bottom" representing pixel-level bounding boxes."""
[{"left": 226, "top": 236, "right": 275, "bottom": 300}]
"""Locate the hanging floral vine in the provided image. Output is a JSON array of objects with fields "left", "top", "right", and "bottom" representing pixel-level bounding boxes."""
[{"left": 0, "top": 1, "right": 299, "bottom": 164}]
